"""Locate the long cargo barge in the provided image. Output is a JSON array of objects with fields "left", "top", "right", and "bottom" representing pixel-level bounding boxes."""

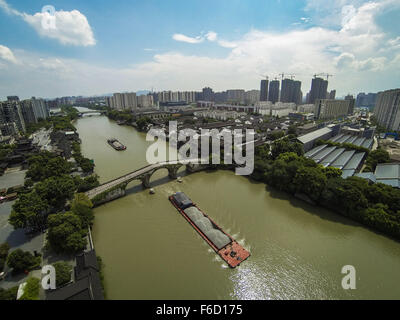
[
  {"left": 107, "top": 138, "right": 127, "bottom": 151},
  {"left": 169, "top": 192, "right": 250, "bottom": 268}
]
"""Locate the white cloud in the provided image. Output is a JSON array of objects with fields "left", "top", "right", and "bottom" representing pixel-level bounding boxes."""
[
  {"left": 0, "top": 45, "right": 17, "bottom": 64},
  {"left": 388, "top": 37, "right": 400, "bottom": 49},
  {"left": 334, "top": 52, "right": 387, "bottom": 71},
  {"left": 0, "top": 0, "right": 95, "bottom": 46},
  {"left": 205, "top": 31, "right": 218, "bottom": 42},
  {"left": 173, "top": 31, "right": 219, "bottom": 44},
  {"left": 172, "top": 33, "right": 204, "bottom": 44}
]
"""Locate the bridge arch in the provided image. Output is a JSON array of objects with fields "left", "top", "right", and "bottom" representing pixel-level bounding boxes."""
[{"left": 86, "top": 159, "right": 210, "bottom": 205}]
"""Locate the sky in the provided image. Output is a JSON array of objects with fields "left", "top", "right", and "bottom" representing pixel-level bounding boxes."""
[{"left": 0, "top": 0, "right": 399, "bottom": 100}]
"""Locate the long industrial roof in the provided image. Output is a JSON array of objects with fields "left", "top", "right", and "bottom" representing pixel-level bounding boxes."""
[
  {"left": 330, "top": 134, "right": 344, "bottom": 142},
  {"left": 362, "top": 139, "right": 374, "bottom": 149},
  {"left": 342, "top": 169, "right": 356, "bottom": 179},
  {"left": 353, "top": 137, "right": 366, "bottom": 146},
  {"left": 297, "top": 127, "right": 332, "bottom": 144},
  {"left": 337, "top": 135, "right": 351, "bottom": 143},
  {"left": 343, "top": 152, "right": 366, "bottom": 170},
  {"left": 375, "top": 163, "right": 400, "bottom": 180},
  {"left": 331, "top": 150, "right": 356, "bottom": 169},
  {"left": 312, "top": 146, "right": 337, "bottom": 163},
  {"left": 305, "top": 144, "right": 328, "bottom": 158},
  {"left": 320, "top": 148, "right": 346, "bottom": 166}
]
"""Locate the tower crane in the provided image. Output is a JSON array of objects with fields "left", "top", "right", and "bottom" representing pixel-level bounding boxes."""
[{"left": 313, "top": 73, "right": 334, "bottom": 81}]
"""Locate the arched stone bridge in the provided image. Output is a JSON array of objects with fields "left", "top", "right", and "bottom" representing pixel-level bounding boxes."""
[
  {"left": 85, "top": 159, "right": 208, "bottom": 206},
  {"left": 78, "top": 110, "right": 107, "bottom": 117}
]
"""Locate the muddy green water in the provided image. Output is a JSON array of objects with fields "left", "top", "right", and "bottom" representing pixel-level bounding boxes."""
[{"left": 74, "top": 114, "right": 400, "bottom": 300}]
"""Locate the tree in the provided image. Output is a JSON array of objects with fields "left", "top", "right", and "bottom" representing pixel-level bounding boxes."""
[
  {"left": 78, "top": 157, "right": 95, "bottom": 173},
  {"left": 323, "top": 166, "right": 342, "bottom": 179},
  {"left": 365, "top": 148, "right": 390, "bottom": 172},
  {"left": 6, "top": 249, "right": 41, "bottom": 273},
  {"left": 271, "top": 138, "right": 304, "bottom": 160},
  {"left": 0, "top": 242, "right": 10, "bottom": 272},
  {"left": 74, "top": 175, "right": 100, "bottom": 193},
  {"left": 293, "top": 166, "right": 328, "bottom": 201},
  {"left": 71, "top": 193, "right": 94, "bottom": 227},
  {"left": 288, "top": 125, "right": 297, "bottom": 136},
  {"left": 9, "top": 191, "right": 49, "bottom": 230},
  {"left": 53, "top": 262, "right": 72, "bottom": 287},
  {"left": 364, "top": 204, "right": 400, "bottom": 237},
  {"left": 320, "top": 178, "right": 368, "bottom": 217},
  {"left": 27, "top": 152, "right": 72, "bottom": 182},
  {"left": 0, "top": 286, "right": 18, "bottom": 300},
  {"left": 35, "top": 175, "right": 76, "bottom": 210},
  {"left": 136, "top": 117, "right": 151, "bottom": 131},
  {"left": 47, "top": 212, "right": 87, "bottom": 254}
]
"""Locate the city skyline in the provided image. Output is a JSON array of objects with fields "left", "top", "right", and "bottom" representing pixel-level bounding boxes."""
[{"left": 0, "top": 0, "right": 399, "bottom": 99}]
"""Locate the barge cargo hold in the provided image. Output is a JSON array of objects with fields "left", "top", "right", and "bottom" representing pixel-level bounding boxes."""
[
  {"left": 169, "top": 192, "right": 250, "bottom": 268},
  {"left": 107, "top": 138, "right": 127, "bottom": 151}
]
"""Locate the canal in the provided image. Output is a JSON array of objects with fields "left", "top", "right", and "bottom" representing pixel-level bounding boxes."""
[{"left": 74, "top": 113, "right": 400, "bottom": 300}]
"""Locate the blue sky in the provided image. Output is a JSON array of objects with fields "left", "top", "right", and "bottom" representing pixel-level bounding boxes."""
[{"left": 0, "top": 0, "right": 399, "bottom": 99}]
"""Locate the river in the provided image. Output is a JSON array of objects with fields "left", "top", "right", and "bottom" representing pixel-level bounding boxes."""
[{"left": 74, "top": 112, "right": 400, "bottom": 300}]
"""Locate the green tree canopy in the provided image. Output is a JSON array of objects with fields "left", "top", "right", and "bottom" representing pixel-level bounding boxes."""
[
  {"left": 27, "top": 152, "right": 71, "bottom": 182},
  {"left": 0, "top": 242, "right": 10, "bottom": 272},
  {"left": 294, "top": 166, "right": 328, "bottom": 201},
  {"left": 53, "top": 262, "right": 72, "bottom": 287},
  {"left": 71, "top": 193, "right": 94, "bottom": 227},
  {"left": 35, "top": 175, "right": 76, "bottom": 210},
  {"left": 47, "top": 212, "right": 87, "bottom": 254},
  {"left": 364, "top": 148, "right": 390, "bottom": 172},
  {"left": 9, "top": 191, "right": 49, "bottom": 230},
  {"left": 6, "top": 249, "right": 41, "bottom": 273},
  {"left": 270, "top": 138, "right": 304, "bottom": 160}
]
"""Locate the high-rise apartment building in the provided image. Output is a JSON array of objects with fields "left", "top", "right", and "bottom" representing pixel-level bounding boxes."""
[
  {"left": 226, "top": 90, "right": 245, "bottom": 104},
  {"left": 345, "top": 95, "right": 356, "bottom": 115},
  {"left": 106, "top": 93, "right": 137, "bottom": 111},
  {"left": 20, "top": 100, "right": 37, "bottom": 125},
  {"left": 356, "top": 92, "right": 378, "bottom": 110},
  {"left": 309, "top": 77, "right": 329, "bottom": 104},
  {"left": 202, "top": 87, "right": 214, "bottom": 102},
  {"left": 245, "top": 90, "right": 261, "bottom": 105},
  {"left": 268, "top": 80, "right": 280, "bottom": 104},
  {"left": 280, "top": 79, "right": 302, "bottom": 104},
  {"left": 137, "top": 95, "right": 154, "bottom": 108},
  {"left": 374, "top": 89, "right": 400, "bottom": 131},
  {"left": 329, "top": 90, "right": 336, "bottom": 100},
  {"left": 260, "top": 80, "right": 269, "bottom": 101},
  {"left": 314, "top": 99, "right": 352, "bottom": 120},
  {"left": 0, "top": 100, "right": 26, "bottom": 133}
]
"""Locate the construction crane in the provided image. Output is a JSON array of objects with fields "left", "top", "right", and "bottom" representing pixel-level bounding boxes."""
[
  {"left": 313, "top": 73, "right": 334, "bottom": 81},
  {"left": 257, "top": 73, "right": 269, "bottom": 81}
]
